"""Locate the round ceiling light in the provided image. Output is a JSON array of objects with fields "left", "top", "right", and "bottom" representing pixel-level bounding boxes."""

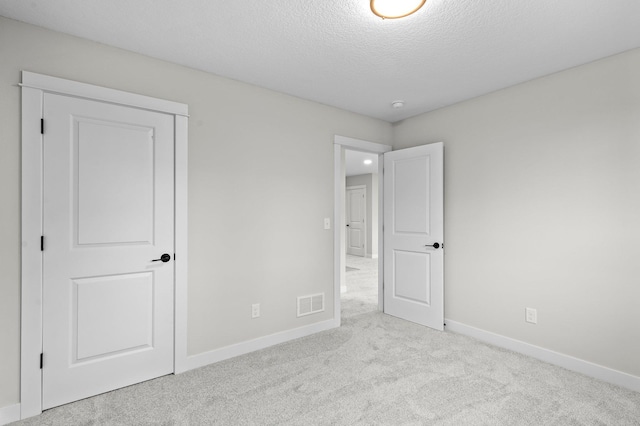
[
  {"left": 363, "top": 159, "right": 373, "bottom": 165},
  {"left": 370, "top": 0, "right": 426, "bottom": 19}
]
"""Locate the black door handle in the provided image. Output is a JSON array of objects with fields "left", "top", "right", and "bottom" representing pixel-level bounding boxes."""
[
  {"left": 151, "top": 253, "right": 171, "bottom": 263},
  {"left": 425, "top": 243, "right": 441, "bottom": 249},
  {"left": 346, "top": 224, "right": 350, "bottom": 227}
]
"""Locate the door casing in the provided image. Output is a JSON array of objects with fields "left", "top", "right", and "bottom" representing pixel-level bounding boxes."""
[
  {"left": 20, "top": 71, "right": 189, "bottom": 420},
  {"left": 334, "top": 135, "right": 444, "bottom": 328},
  {"left": 333, "top": 136, "right": 391, "bottom": 325}
]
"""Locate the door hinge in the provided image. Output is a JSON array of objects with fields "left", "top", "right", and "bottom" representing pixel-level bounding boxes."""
[
  {"left": 174, "top": 253, "right": 176, "bottom": 261},
  {"left": 41, "top": 236, "right": 44, "bottom": 251},
  {"left": 40, "top": 353, "right": 43, "bottom": 369},
  {"left": 41, "top": 119, "right": 44, "bottom": 134}
]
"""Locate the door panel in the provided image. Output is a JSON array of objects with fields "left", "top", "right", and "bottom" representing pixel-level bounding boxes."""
[
  {"left": 384, "top": 143, "right": 443, "bottom": 330},
  {"left": 74, "top": 273, "right": 153, "bottom": 361},
  {"left": 42, "top": 93, "right": 175, "bottom": 409},
  {"left": 393, "top": 250, "right": 430, "bottom": 304},
  {"left": 346, "top": 187, "right": 366, "bottom": 256},
  {"left": 393, "top": 156, "right": 429, "bottom": 234},
  {"left": 76, "top": 119, "right": 154, "bottom": 245}
]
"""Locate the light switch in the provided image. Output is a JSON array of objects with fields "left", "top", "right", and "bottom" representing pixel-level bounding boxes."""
[{"left": 324, "top": 218, "right": 331, "bottom": 230}]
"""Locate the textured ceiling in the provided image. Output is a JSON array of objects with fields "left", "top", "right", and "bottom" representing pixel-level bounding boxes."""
[{"left": 1, "top": 0, "right": 639, "bottom": 122}]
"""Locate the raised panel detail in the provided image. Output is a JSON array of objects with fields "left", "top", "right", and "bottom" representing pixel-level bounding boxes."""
[
  {"left": 75, "top": 119, "right": 154, "bottom": 246},
  {"left": 393, "top": 156, "right": 429, "bottom": 234},
  {"left": 349, "top": 192, "right": 363, "bottom": 221},
  {"left": 73, "top": 272, "right": 153, "bottom": 362},
  {"left": 349, "top": 229, "right": 363, "bottom": 248},
  {"left": 393, "top": 250, "right": 430, "bottom": 305}
]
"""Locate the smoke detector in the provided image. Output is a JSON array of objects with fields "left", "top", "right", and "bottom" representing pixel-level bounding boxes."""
[{"left": 391, "top": 100, "right": 405, "bottom": 109}]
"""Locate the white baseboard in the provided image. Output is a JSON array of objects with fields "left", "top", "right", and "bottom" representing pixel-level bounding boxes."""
[
  {"left": 445, "top": 319, "right": 640, "bottom": 393},
  {"left": 185, "top": 319, "right": 337, "bottom": 371},
  {"left": 0, "top": 403, "right": 20, "bottom": 426}
]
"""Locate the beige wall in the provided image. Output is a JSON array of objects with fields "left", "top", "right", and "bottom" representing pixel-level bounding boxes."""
[
  {"left": 394, "top": 48, "right": 640, "bottom": 377},
  {"left": 0, "top": 16, "right": 392, "bottom": 409}
]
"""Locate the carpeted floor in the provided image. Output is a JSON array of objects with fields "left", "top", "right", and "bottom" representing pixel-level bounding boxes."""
[
  {"left": 343, "top": 254, "right": 379, "bottom": 318},
  {"left": 12, "top": 256, "right": 640, "bottom": 425}
]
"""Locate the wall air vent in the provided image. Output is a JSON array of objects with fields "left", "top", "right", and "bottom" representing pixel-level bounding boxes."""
[{"left": 297, "top": 293, "right": 325, "bottom": 317}]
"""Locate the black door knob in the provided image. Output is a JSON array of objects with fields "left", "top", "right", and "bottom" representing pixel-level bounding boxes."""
[
  {"left": 151, "top": 253, "right": 171, "bottom": 263},
  {"left": 425, "top": 243, "right": 441, "bottom": 249}
]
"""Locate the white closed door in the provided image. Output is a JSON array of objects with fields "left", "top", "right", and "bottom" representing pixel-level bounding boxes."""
[
  {"left": 383, "top": 143, "right": 444, "bottom": 330},
  {"left": 42, "top": 93, "right": 175, "bottom": 409},
  {"left": 346, "top": 187, "right": 366, "bottom": 257}
]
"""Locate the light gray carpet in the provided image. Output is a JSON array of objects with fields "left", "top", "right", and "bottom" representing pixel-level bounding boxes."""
[
  {"left": 13, "top": 257, "right": 640, "bottom": 425},
  {"left": 343, "top": 255, "right": 379, "bottom": 319}
]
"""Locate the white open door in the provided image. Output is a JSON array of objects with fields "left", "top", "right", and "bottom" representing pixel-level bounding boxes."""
[
  {"left": 383, "top": 143, "right": 444, "bottom": 330},
  {"left": 42, "top": 93, "right": 175, "bottom": 409}
]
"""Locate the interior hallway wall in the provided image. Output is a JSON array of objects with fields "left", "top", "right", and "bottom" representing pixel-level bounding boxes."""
[
  {"left": 0, "top": 16, "right": 393, "bottom": 409},
  {"left": 393, "top": 48, "right": 640, "bottom": 378}
]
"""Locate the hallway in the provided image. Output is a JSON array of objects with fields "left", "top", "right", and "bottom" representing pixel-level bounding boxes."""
[{"left": 342, "top": 255, "right": 378, "bottom": 319}]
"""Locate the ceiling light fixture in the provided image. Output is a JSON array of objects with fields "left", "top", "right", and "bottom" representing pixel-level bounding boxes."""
[
  {"left": 371, "top": 0, "right": 426, "bottom": 19},
  {"left": 391, "top": 100, "right": 405, "bottom": 109},
  {"left": 364, "top": 159, "right": 373, "bottom": 165}
]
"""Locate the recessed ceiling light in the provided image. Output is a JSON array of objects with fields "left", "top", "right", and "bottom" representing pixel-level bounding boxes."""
[
  {"left": 364, "top": 159, "right": 373, "bottom": 165},
  {"left": 371, "top": 0, "right": 426, "bottom": 19}
]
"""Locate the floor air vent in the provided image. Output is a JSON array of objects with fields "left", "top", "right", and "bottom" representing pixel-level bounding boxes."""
[{"left": 297, "top": 293, "right": 325, "bottom": 317}]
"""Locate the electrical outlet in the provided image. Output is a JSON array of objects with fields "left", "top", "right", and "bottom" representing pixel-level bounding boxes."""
[
  {"left": 324, "top": 217, "right": 331, "bottom": 230},
  {"left": 525, "top": 307, "right": 537, "bottom": 324},
  {"left": 252, "top": 303, "right": 260, "bottom": 319}
]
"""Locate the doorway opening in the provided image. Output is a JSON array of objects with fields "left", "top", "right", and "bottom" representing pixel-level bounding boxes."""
[
  {"left": 343, "top": 152, "right": 379, "bottom": 319},
  {"left": 333, "top": 136, "right": 391, "bottom": 325},
  {"left": 334, "top": 136, "right": 444, "bottom": 330}
]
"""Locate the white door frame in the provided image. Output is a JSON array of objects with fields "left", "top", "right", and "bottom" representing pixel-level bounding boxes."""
[
  {"left": 20, "top": 71, "right": 189, "bottom": 419},
  {"left": 333, "top": 135, "right": 391, "bottom": 326},
  {"left": 345, "top": 184, "right": 367, "bottom": 257}
]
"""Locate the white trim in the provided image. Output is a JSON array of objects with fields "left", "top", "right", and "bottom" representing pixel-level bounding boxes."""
[
  {"left": 185, "top": 319, "right": 337, "bottom": 371},
  {"left": 334, "top": 135, "right": 391, "bottom": 154},
  {"left": 334, "top": 135, "right": 392, "bottom": 323},
  {"left": 20, "top": 85, "right": 44, "bottom": 420},
  {"left": 20, "top": 71, "right": 188, "bottom": 116},
  {"left": 0, "top": 404, "right": 21, "bottom": 426},
  {"left": 333, "top": 144, "right": 344, "bottom": 327},
  {"left": 173, "top": 115, "right": 189, "bottom": 374},
  {"left": 376, "top": 155, "right": 384, "bottom": 309},
  {"left": 445, "top": 319, "right": 640, "bottom": 393},
  {"left": 20, "top": 71, "right": 189, "bottom": 419}
]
